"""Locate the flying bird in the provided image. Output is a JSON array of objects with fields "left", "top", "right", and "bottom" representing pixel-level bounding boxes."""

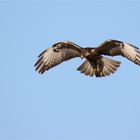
[{"left": 34, "top": 39, "right": 140, "bottom": 77}]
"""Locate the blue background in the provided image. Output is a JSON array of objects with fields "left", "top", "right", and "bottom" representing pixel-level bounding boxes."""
[{"left": 0, "top": 0, "right": 140, "bottom": 140}]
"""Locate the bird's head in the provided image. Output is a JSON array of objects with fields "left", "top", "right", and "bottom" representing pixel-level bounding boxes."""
[
  {"left": 80, "top": 48, "right": 94, "bottom": 59},
  {"left": 91, "top": 49, "right": 96, "bottom": 55}
]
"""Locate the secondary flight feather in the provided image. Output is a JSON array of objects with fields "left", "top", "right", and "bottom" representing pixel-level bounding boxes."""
[{"left": 34, "top": 39, "right": 140, "bottom": 77}]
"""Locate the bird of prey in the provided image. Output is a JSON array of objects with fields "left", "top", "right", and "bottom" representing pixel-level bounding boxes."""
[{"left": 34, "top": 39, "right": 140, "bottom": 77}]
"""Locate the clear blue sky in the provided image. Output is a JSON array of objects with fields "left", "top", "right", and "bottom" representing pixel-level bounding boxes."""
[{"left": 0, "top": 0, "right": 140, "bottom": 140}]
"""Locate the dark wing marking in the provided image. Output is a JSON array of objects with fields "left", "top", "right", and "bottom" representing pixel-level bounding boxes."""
[
  {"left": 95, "top": 39, "right": 140, "bottom": 66},
  {"left": 34, "top": 41, "right": 81, "bottom": 74}
]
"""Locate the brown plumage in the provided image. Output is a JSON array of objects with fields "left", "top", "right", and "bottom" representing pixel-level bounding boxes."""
[{"left": 34, "top": 39, "right": 140, "bottom": 77}]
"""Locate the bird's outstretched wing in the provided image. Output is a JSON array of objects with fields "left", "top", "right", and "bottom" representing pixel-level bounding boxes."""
[
  {"left": 34, "top": 41, "right": 81, "bottom": 74},
  {"left": 95, "top": 39, "right": 140, "bottom": 66}
]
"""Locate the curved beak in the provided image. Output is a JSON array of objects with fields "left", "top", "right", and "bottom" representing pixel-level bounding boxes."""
[{"left": 80, "top": 55, "right": 84, "bottom": 59}]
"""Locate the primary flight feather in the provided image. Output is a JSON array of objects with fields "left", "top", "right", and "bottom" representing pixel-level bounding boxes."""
[{"left": 34, "top": 39, "right": 140, "bottom": 77}]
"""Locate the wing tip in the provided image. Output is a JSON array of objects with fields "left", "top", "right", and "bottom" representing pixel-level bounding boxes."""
[
  {"left": 38, "top": 50, "right": 47, "bottom": 57},
  {"left": 34, "top": 55, "right": 45, "bottom": 74}
]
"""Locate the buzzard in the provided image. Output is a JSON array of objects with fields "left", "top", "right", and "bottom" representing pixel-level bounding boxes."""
[{"left": 34, "top": 39, "right": 140, "bottom": 77}]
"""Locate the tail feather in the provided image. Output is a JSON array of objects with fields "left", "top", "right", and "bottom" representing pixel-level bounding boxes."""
[
  {"left": 77, "top": 56, "right": 121, "bottom": 77},
  {"left": 77, "top": 60, "right": 95, "bottom": 76}
]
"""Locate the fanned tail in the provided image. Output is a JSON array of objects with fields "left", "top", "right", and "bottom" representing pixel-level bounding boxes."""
[{"left": 77, "top": 56, "right": 121, "bottom": 77}]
